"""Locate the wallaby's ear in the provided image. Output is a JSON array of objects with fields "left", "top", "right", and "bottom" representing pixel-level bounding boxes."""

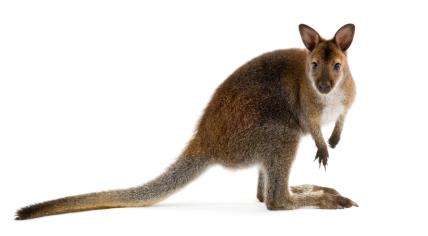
[
  {"left": 299, "top": 24, "right": 320, "bottom": 51},
  {"left": 334, "top": 24, "right": 355, "bottom": 51}
]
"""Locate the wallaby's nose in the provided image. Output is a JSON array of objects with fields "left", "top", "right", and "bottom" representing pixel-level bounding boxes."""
[{"left": 317, "top": 80, "right": 332, "bottom": 94}]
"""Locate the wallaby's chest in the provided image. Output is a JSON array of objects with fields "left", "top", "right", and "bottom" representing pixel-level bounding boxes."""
[{"left": 320, "top": 88, "right": 345, "bottom": 125}]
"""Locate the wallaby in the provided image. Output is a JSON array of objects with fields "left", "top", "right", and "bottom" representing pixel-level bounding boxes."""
[{"left": 16, "top": 23, "right": 357, "bottom": 220}]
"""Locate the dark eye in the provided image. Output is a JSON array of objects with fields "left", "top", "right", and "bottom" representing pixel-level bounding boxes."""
[
  {"left": 311, "top": 62, "right": 318, "bottom": 70},
  {"left": 334, "top": 63, "right": 341, "bottom": 71}
]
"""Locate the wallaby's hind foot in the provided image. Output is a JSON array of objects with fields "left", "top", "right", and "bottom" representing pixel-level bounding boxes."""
[
  {"left": 290, "top": 184, "right": 340, "bottom": 195},
  {"left": 256, "top": 182, "right": 340, "bottom": 203},
  {"left": 265, "top": 184, "right": 358, "bottom": 210},
  {"left": 314, "top": 192, "right": 358, "bottom": 209},
  {"left": 258, "top": 183, "right": 345, "bottom": 204},
  {"left": 293, "top": 185, "right": 358, "bottom": 209},
  {"left": 256, "top": 170, "right": 341, "bottom": 203}
]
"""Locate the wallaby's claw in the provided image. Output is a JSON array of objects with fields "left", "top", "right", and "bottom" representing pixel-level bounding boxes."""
[{"left": 315, "top": 147, "right": 329, "bottom": 169}]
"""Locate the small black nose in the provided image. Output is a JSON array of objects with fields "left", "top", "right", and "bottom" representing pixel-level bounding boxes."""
[{"left": 317, "top": 81, "right": 332, "bottom": 94}]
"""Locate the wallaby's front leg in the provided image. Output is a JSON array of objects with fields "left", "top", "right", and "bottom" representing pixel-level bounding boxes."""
[
  {"left": 328, "top": 114, "right": 346, "bottom": 148},
  {"left": 308, "top": 119, "right": 329, "bottom": 168}
]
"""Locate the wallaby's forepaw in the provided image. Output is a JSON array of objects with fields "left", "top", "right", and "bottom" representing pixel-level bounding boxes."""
[
  {"left": 328, "top": 134, "right": 340, "bottom": 148},
  {"left": 314, "top": 147, "right": 329, "bottom": 169}
]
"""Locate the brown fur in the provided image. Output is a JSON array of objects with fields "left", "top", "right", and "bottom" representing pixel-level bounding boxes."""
[{"left": 16, "top": 24, "right": 357, "bottom": 220}]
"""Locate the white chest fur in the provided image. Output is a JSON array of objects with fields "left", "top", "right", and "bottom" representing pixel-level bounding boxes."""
[{"left": 320, "top": 88, "right": 345, "bottom": 125}]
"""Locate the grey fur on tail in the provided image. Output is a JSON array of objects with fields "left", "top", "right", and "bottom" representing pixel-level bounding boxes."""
[{"left": 16, "top": 157, "right": 208, "bottom": 220}]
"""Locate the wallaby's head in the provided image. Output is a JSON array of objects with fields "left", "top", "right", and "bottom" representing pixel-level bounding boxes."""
[{"left": 299, "top": 24, "right": 355, "bottom": 94}]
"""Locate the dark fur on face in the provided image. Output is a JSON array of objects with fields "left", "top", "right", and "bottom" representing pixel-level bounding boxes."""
[{"left": 308, "top": 41, "right": 346, "bottom": 94}]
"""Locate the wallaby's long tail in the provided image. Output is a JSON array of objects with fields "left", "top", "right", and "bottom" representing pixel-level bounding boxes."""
[{"left": 16, "top": 156, "right": 209, "bottom": 220}]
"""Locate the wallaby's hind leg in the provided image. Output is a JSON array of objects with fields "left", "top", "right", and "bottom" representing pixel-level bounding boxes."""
[
  {"left": 263, "top": 136, "right": 299, "bottom": 210},
  {"left": 263, "top": 138, "right": 358, "bottom": 210},
  {"left": 257, "top": 170, "right": 265, "bottom": 202}
]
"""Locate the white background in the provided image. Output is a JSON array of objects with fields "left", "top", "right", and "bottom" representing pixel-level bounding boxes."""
[{"left": 1, "top": 0, "right": 427, "bottom": 235}]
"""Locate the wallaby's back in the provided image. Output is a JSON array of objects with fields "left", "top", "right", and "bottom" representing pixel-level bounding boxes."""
[{"left": 193, "top": 49, "right": 306, "bottom": 166}]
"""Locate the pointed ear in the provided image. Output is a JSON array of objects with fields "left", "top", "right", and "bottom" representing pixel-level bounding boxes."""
[
  {"left": 299, "top": 24, "right": 320, "bottom": 51},
  {"left": 334, "top": 24, "right": 355, "bottom": 51}
]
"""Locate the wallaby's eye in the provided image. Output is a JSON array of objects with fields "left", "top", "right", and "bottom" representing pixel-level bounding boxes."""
[
  {"left": 311, "top": 62, "right": 318, "bottom": 70},
  {"left": 334, "top": 63, "right": 341, "bottom": 71}
]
